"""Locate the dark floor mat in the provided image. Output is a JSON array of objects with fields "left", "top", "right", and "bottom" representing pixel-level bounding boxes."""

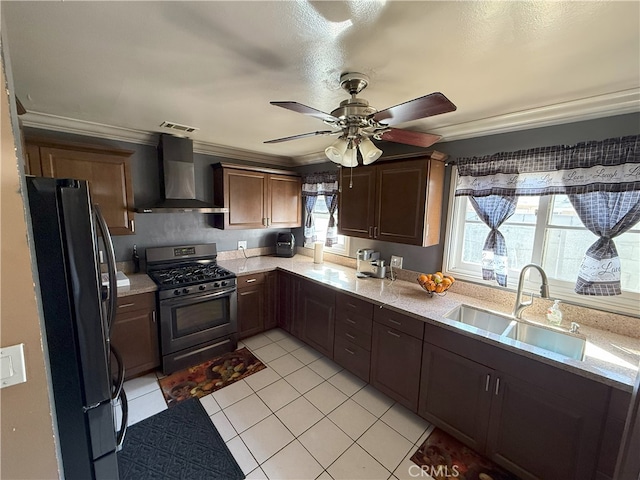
[{"left": 117, "top": 398, "right": 244, "bottom": 480}]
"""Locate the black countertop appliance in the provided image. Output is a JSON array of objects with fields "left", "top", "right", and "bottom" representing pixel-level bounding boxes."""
[{"left": 276, "top": 232, "right": 295, "bottom": 257}]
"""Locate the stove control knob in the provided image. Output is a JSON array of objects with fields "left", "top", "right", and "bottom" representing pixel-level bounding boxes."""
[
  {"left": 182, "top": 288, "right": 189, "bottom": 294},
  {"left": 174, "top": 289, "right": 180, "bottom": 296},
  {"left": 213, "top": 282, "right": 220, "bottom": 288},
  {"left": 199, "top": 285, "right": 206, "bottom": 291},
  {"left": 221, "top": 281, "right": 228, "bottom": 287}
]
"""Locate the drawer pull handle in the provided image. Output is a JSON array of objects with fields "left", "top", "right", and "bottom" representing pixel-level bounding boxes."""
[
  {"left": 485, "top": 374, "right": 490, "bottom": 392},
  {"left": 246, "top": 279, "right": 257, "bottom": 283},
  {"left": 345, "top": 318, "right": 356, "bottom": 325},
  {"left": 495, "top": 378, "right": 500, "bottom": 396},
  {"left": 345, "top": 348, "right": 355, "bottom": 355},
  {"left": 152, "top": 311, "right": 157, "bottom": 324},
  {"left": 387, "top": 330, "right": 401, "bottom": 338},
  {"left": 345, "top": 333, "right": 356, "bottom": 340},
  {"left": 388, "top": 319, "right": 401, "bottom": 326},
  {"left": 118, "top": 303, "right": 135, "bottom": 308}
]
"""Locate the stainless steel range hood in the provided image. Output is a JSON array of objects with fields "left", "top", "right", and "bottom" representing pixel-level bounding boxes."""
[{"left": 136, "top": 134, "right": 228, "bottom": 213}]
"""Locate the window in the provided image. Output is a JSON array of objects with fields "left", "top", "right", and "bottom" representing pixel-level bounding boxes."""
[
  {"left": 445, "top": 171, "right": 640, "bottom": 316},
  {"left": 303, "top": 194, "right": 350, "bottom": 256}
]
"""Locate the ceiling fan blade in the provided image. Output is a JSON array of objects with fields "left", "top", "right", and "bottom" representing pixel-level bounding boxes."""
[
  {"left": 373, "top": 92, "right": 456, "bottom": 126},
  {"left": 270, "top": 101, "right": 338, "bottom": 123},
  {"left": 379, "top": 128, "right": 442, "bottom": 148},
  {"left": 264, "top": 130, "right": 338, "bottom": 144}
]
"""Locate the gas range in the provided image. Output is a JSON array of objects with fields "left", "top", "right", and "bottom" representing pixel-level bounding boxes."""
[
  {"left": 145, "top": 244, "right": 236, "bottom": 300},
  {"left": 145, "top": 243, "right": 238, "bottom": 373}
]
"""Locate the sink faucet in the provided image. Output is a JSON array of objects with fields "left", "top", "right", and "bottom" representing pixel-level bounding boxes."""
[{"left": 513, "top": 264, "right": 550, "bottom": 319}]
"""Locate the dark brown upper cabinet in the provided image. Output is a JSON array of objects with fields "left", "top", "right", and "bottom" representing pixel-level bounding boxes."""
[
  {"left": 212, "top": 163, "right": 301, "bottom": 229},
  {"left": 338, "top": 155, "right": 445, "bottom": 246},
  {"left": 25, "top": 137, "right": 135, "bottom": 235}
]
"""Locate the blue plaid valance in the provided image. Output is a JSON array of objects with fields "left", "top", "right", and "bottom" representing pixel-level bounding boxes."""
[{"left": 455, "top": 135, "right": 640, "bottom": 197}]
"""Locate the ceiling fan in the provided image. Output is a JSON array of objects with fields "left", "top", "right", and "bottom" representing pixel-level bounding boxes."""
[{"left": 264, "top": 72, "right": 456, "bottom": 167}]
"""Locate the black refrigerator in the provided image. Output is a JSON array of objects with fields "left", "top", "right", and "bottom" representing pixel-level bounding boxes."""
[{"left": 26, "top": 176, "right": 127, "bottom": 480}]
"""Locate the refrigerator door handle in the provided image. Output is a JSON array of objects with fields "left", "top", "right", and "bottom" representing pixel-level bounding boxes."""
[
  {"left": 110, "top": 345, "right": 125, "bottom": 401},
  {"left": 115, "top": 386, "right": 128, "bottom": 450},
  {"left": 93, "top": 204, "right": 117, "bottom": 334}
]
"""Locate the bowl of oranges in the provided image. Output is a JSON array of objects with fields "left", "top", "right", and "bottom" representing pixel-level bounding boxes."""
[{"left": 417, "top": 272, "right": 455, "bottom": 296}]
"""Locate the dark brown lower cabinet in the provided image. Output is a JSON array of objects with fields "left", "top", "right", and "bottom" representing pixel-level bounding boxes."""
[
  {"left": 420, "top": 340, "right": 606, "bottom": 480},
  {"left": 299, "top": 279, "right": 335, "bottom": 358},
  {"left": 371, "top": 320, "right": 422, "bottom": 411},
  {"left": 264, "top": 271, "right": 277, "bottom": 330},
  {"left": 277, "top": 271, "right": 300, "bottom": 336},
  {"left": 419, "top": 343, "right": 492, "bottom": 453},
  {"left": 237, "top": 273, "right": 266, "bottom": 339},
  {"left": 111, "top": 293, "right": 159, "bottom": 380}
]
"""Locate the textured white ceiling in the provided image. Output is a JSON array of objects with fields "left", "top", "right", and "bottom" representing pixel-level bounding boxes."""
[{"left": 4, "top": 1, "right": 639, "bottom": 164}]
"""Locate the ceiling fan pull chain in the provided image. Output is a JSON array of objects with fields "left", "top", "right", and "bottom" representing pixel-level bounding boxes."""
[{"left": 349, "top": 166, "right": 353, "bottom": 189}]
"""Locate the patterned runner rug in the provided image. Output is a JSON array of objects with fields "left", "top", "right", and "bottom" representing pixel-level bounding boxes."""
[
  {"left": 410, "top": 428, "right": 519, "bottom": 480},
  {"left": 158, "top": 347, "right": 266, "bottom": 407}
]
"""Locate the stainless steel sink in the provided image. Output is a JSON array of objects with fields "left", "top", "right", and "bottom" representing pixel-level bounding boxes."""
[
  {"left": 444, "top": 305, "right": 515, "bottom": 335},
  {"left": 503, "top": 321, "right": 586, "bottom": 361},
  {"left": 444, "top": 304, "right": 586, "bottom": 361}
]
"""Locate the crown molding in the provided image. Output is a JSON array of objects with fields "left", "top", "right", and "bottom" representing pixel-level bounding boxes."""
[
  {"left": 21, "top": 111, "right": 295, "bottom": 166},
  {"left": 21, "top": 89, "right": 639, "bottom": 168},
  {"left": 430, "top": 88, "right": 640, "bottom": 143}
]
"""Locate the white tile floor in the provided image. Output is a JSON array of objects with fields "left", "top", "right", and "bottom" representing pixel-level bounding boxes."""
[{"left": 121, "top": 328, "right": 435, "bottom": 480}]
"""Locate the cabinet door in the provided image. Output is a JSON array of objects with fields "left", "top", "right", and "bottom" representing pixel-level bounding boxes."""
[
  {"left": 375, "top": 159, "right": 428, "bottom": 245},
  {"left": 487, "top": 373, "right": 603, "bottom": 480},
  {"left": 371, "top": 321, "right": 422, "bottom": 411},
  {"left": 268, "top": 174, "right": 301, "bottom": 228},
  {"left": 111, "top": 294, "right": 159, "bottom": 380},
  {"left": 225, "top": 169, "right": 268, "bottom": 228},
  {"left": 277, "top": 272, "right": 292, "bottom": 333},
  {"left": 38, "top": 147, "right": 135, "bottom": 235},
  {"left": 237, "top": 284, "right": 265, "bottom": 339},
  {"left": 338, "top": 167, "right": 376, "bottom": 238},
  {"left": 300, "top": 280, "right": 335, "bottom": 358},
  {"left": 264, "top": 271, "right": 278, "bottom": 330},
  {"left": 419, "top": 342, "right": 493, "bottom": 453}
]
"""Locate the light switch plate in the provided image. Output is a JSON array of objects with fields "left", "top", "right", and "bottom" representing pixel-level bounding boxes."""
[{"left": 0, "top": 343, "right": 27, "bottom": 389}]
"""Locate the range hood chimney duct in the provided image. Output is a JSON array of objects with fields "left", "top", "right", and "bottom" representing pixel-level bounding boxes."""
[{"left": 136, "top": 134, "right": 228, "bottom": 213}]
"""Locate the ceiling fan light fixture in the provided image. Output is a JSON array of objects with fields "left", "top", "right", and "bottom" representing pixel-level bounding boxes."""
[
  {"left": 325, "top": 137, "right": 348, "bottom": 163},
  {"left": 340, "top": 147, "right": 358, "bottom": 168},
  {"left": 359, "top": 137, "right": 383, "bottom": 165}
]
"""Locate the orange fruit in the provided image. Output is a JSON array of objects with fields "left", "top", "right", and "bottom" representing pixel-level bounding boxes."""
[
  {"left": 446, "top": 275, "right": 455, "bottom": 283},
  {"left": 426, "top": 281, "right": 436, "bottom": 292},
  {"left": 441, "top": 278, "right": 452, "bottom": 287},
  {"left": 435, "top": 271, "right": 443, "bottom": 278},
  {"left": 435, "top": 284, "right": 445, "bottom": 293},
  {"left": 425, "top": 273, "right": 433, "bottom": 281},
  {"left": 418, "top": 274, "right": 428, "bottom": 285}
]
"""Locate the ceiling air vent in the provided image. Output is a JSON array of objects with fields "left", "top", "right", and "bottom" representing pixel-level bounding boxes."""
[{"left": 160, "top": 121, "right": 199, "bottom": 133}]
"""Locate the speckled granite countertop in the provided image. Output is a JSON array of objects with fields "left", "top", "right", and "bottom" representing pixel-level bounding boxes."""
[
  {"left": 219, "top": 254, "right": 640, "bottom": 391},
  {"left": 116, "top": 273, "right": 157, "bottom": 297}
]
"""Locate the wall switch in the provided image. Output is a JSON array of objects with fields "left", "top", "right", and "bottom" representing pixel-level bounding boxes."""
[
  {"left": 237, "top": 241, "right": 247, "bottom": 250},
  {"left": 390, "top": 255, "right": 403, "bottom": 269},
  {"left": 0, "top": 343, "right": 27, "bottom": 389}
]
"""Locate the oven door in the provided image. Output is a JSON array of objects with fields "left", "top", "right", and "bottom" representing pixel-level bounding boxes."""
[{"left": 159, "top": 287, "right": 237, "bottom": 355}]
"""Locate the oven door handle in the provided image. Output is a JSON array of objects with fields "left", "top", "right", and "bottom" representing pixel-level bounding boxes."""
[{"left": 162, "top": 287, "right": 236, "bottom": 306}]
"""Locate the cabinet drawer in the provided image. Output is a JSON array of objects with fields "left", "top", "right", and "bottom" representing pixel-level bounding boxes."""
[
  {"left": 374, "top": 308, "right": 424, "bottom": 339},
  {"left": 335, "top": 309, "right": 372, "bottom": 335},
  {"left": 238, "top": 272, "right": 266, "bottom": 289},
  {"left": 336, "top": 292, "right": 374, "bottom": 319},
  {"left": 334, "top": 337, "right": 370, "bottom": 382},
  {"left": 116, "top": 292, "right": 155, "bottom": 315},
  {"left": 335, "top": 321, "right": 372, "bottom": 351}
]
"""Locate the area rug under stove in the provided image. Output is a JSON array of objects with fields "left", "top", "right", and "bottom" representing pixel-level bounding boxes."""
[
  {"left": 117, "top": 398, "right": 244, "bottom": 480},
  {"left": 410, "top": 428, "right": 519, "bottom": 480},
  {"left": 159, "top": 347, "right": 266, "bottom": 407}
]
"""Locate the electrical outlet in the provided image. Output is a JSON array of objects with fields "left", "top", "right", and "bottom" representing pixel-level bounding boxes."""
[
  {"left": 390, "top": 255, "right": 403, "bottom": 269},
  {"left": 237, "top": 241, "right": 247, "bottom": 250}
]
